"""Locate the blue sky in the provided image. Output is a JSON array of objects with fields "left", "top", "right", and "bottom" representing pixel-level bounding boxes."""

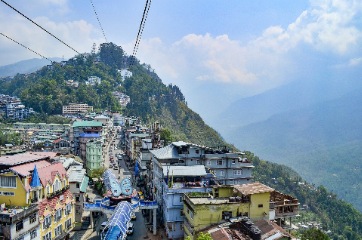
[{"left": 0, "top": 0, "right": 361, "bottom": 121}]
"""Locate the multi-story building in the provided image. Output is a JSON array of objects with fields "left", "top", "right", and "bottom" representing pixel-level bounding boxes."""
[
  {"left": 68, "top": 165, "right": 89, "bottom": 223},
  {"left": 150, "top": 141, "right": 253, "bottom": 186},
  {"left": 183, "top": 182, "right": 299, "bottom": 239},
  {"left": 62, "top": 103, "right": 93, "bottom": 115},
  {"left": 0, "top": 152, "right": 71, "bottom": 240},
  {"left": 70, "top": 121, "right": 103, "bottom": 157},
  {"left": 85, "top": 140, "right": 103, "bottom": 174},
  {"left": 37, "top": 163, "right": 75, "bottom": 240},
  {"left": 151, "top": 155, "right": 217, "bottom": 240}
]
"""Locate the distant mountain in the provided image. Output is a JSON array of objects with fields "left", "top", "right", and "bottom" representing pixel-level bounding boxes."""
[
  {"left": 213, "top": 77, "right": 362, "bottom": 134},
  {"left": 0, "top": 58, "right": 62, "bottom": 77},
  {"left": 1, "top": 43, "right": 362, "bottom": 238},
  {"left": 229, "top": 90, "right": 362, "bottom": 211}
]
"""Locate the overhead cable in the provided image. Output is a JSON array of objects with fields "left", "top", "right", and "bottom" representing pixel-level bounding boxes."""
[
  {"left": 0, "top": 0, "right": 80, "bottom": 54},
  {"left": 130, "top": 0, "right": 152, "bottom": 66},
  {"left": 89, "top": 0, "right": 108, "bottom": 43},
  {"left": 0, "top": 32, "right": 53, "bottom": 63}
]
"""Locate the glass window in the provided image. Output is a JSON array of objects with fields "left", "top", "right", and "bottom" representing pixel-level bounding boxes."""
[{"left": 0, "top": 176, "right": 16, "bottom": 188}]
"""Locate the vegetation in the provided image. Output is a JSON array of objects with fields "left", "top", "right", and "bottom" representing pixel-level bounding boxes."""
[
  {"left": 249, "top": 151, "right": 362, "bottom": 239},
  {"left": 186, "top": 232, "right": 212, "bottom": 240},
  {"left": 1, "top": 43, "right": 361, "bottom": 239},
  {"left": 0, "top": 127, "right": 23, "bottom": 146},
  {"left": 301, "top": 228, "right": 330, "bottom": 240}
]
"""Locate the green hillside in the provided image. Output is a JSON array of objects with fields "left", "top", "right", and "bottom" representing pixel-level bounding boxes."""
[
  {"left": 0, "top": 43, "right": 361, "bottom": 239},
  {"left": 230, "top": 91, "right": 362, "bottom": 212}
]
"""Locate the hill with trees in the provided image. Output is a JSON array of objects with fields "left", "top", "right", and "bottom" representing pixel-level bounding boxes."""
[{"left": 0, "top": 43, "right": 361, "bottom": 239}]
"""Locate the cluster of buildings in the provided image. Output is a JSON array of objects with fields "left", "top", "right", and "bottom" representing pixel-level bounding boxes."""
[
  {"left": 0, "top": 112, "right": 300, "bottom": 240},
  {"left": 119, "top": 121, "right": 300, "bottom": 239},
  {"left": 0, "top": 152, "right": 89, "bottom": 240},
  {"left": 0, "top": 94, "right": 35, "bottom": 121}
]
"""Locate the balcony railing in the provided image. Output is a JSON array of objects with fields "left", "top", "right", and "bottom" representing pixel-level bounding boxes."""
[{"left": 47, "top": 185, "right": 70, "bottom": 199}]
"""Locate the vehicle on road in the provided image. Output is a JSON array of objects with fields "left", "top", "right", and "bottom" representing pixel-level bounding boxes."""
[
  {"left": 126, "top": 222, "right": 134, "bottom": 235},
  {"left": 114, "top": 166, "right": 119, "bottom": 170},
  {"left": 131, "top": 212, "right": 136, "bottom": 221}
]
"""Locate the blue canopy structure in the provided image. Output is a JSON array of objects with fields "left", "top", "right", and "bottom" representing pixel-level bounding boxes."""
[
  {"left": 102, "top": 201, "right": 132, "bottom": 240},
  {"left": 103, "top": 170, "right": 122, "bottom": 197},
  {"left": 30, "top": 165, "right": 41, "bottom": 188}
]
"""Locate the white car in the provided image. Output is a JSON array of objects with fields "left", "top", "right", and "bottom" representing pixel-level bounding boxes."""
[{"left": 126, "top": 222, "right": 134, "bottom": 235}]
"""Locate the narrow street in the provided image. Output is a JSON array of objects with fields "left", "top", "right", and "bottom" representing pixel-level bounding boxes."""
[{"left": 82, "top": 127, "right": 162, "bottom": 240}]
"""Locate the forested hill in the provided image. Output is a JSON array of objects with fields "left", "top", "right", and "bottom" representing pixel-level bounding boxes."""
[{"left": 0, "top": 43, "right": 361, "bottom": 239}]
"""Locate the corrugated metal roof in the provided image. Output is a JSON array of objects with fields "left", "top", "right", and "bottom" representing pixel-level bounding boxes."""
[
  {"left": 10, "top": 160, "right": 51, "bottom": 176},
  {"left": 68, "top": 166, "right": 86, "bottom": 183},
  {"left": 172, "top": 141, "right": 189, "bottom": 147},
  {"left": 149, "top": 144, "right": 179, "bottom": 159},
  {"left": 72, "top": 121, "right": 102, "bottom": 128},
  {"left": 162, "top": 165, "right": 207, "bottom": 177},
  {"left": 234, "top": 182, "right": 274, "bottom": 195},
  {"left": 0, "top": 152, "right": 57, "bottom": 166}
]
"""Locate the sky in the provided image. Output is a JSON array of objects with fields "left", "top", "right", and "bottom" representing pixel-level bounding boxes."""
[{"left": 0, "top": 0, "right": 361, "bottom": 122}]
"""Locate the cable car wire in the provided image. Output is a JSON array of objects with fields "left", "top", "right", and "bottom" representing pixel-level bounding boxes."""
[
  {"left": 0, "top": 0, "right": 80, "bottom": 54},
  {"left": 89, "top": 0, "right": 108, "bottom": 43},
  {"left": 0, "top": 32, "right": 53, "bottom": 63}
]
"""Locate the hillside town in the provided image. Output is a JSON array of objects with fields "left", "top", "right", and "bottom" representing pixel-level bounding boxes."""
[{"left": 0, "top": 107, "right": 300, "bottom": 240}]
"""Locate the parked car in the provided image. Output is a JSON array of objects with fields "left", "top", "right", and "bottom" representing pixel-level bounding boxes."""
[
  {"left": 131, "top": 212, "right": 136, "bottom": 221},
  {"left": 114, "top": 166, "right": 119, "bottom": 170},
  {"left": 126, "top": 222, "right": 134, "bottom": 235}
]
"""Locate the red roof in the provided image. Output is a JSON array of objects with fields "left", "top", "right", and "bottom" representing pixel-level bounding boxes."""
[
  {"left": 53, "top": 138, "right": 62, "bottom": 144},
  {"left": 10, "top": 160, "right": 51, "bottom": 176},
  {"left": 38, "top": 162, "right": 67, "bottom": 186},
  {"left": 0, "top": 152, "right": 58, "bottom": 166},
  {"left": 38, "top": 189, "right": 73, "bottom": 217}
]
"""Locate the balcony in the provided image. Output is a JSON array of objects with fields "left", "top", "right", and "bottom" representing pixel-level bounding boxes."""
[
  {"left": 0, "top": 204, "right": 38, "bottom": 224},
  {"left": 46, "top": 185, "right": 70, "bottom": 199}
]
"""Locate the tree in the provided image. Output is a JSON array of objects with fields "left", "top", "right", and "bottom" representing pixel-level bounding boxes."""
[
  {"left": 301, "top": 228, "right": 330, "bottom": 240},
  {"left": 185, "top": 232, "right": 212, "bottom": 240}
]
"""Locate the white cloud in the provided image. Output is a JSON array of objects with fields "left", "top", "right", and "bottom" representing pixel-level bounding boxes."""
[{"left": 137, "top": 0, "right": 362, "bottom": 91}]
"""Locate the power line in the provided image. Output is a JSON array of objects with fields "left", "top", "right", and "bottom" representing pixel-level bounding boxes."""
[
  {"left": 0, "top": 0, "right": 80, "bottom": 54},
  {"left": 89, "top": 0, "right": 108, "bottom": 43},
  {"left": 130, "top": 0, "right": 152, "bottom": 66},
  {"left": 0, "top": 32, "right": 53, "bottom": 63}
]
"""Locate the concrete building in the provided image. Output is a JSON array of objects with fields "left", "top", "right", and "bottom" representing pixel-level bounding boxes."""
[
  {"left": 70, "top": 121, "right": 103, "bottom": 157},
  {"left": 151, "top": 160, "right": 217, "bottom": 239},
  {"left": 67, "top": 165, "right": 89, "bottom": 223},
  {"left": 0, "top": 152, "right": 75, "bottom": 240},
  {"left": 85, "top": 139, "right": 103, "bottom": 174},
  {"left": 183, "top": 182, "right": 299, "bottom": 239},
  {"left": 150, "top": 141, "right": 253, "bottom": 186},
  {"left": 62, "top": 103, "right": 93, "bottom": 115}
]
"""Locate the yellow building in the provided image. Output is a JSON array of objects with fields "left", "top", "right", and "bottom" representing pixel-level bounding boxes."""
[
  {"left": 183, "top": 182, "right": 274, "bottom": 239},
  {"left": 37, "top": 162, "right": 75, "bottom": 240},
  {"left": 0, "top": 152, "right": 75, "bottom": 239}
]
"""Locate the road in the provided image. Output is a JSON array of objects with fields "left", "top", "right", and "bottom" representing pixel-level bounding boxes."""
[{"left": 86, "top": 127, "right": 153, "bottom": 240}]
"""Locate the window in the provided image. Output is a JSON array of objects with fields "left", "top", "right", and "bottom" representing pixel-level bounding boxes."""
[
  {"left": 180, "top": 209, "right": 184, "bottom": 216},
  {"left": 53, "top": 180, "right": 60, "bottom": 192},
  {"left": 76, "top": 196, "right": 80, "bottom": 202},
  {"left": 180, "top": 196, "right": 183, "bottom": 203},
  {"left": 231, "top": 160, "right": 236, "bottom": 164},
  {"left": 207, "top": 160, "right": 211, "bottom": 165},
  {"left": 65, "top": 204, "right": 72, "bottom": 215},
  {"left": 219, "top": 170, "right": 224, "bottom": 176},
  {"left": 222, "top": 211, "right": 232, "bottom": 220},
  {"left": 43, "top": 215, "right": 51, "bottom": 229},
  {"left": 30, "top": 229, "right": 37, "bottom": 239},
  {"left": 195, "top": 149, "right": 199, "bottom": 154},
  {"left": 43, "top": 231, "right": 51, "bottom": 240},
  {"left": 234, "top": 170, "right": 243, "bottom": 175},
  {"left": 29, "top": 213, "right": 37, "bottom": 224},
  {"left": 16, "top": 220, "right": 24, "bottom": 231},
  {"left": 55, "top": 209, "right": 62, "bottom": 222},
  {"left": 217, "top": 160, "right": 223, "bottom": 166},
  {"left": 258, "top": 204, "right": 264, "bottom": 208},
  {"left": 196, "top": 160, "right": 200, "bottom": 164},
  {"left": 46, "top": 186, "right": 50, "bottom": 195},
  {"left": 76, "top": 183, "right": 80, "bottom": 188},
  {"left": 0, "top": 176, "right": 16, "bottom": 188},
  {"left": 65, "top": 218, "right": 72, "bottom": 230},
  {"left": 55, "top": 224, "right": 62, "bottom": 237}
]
